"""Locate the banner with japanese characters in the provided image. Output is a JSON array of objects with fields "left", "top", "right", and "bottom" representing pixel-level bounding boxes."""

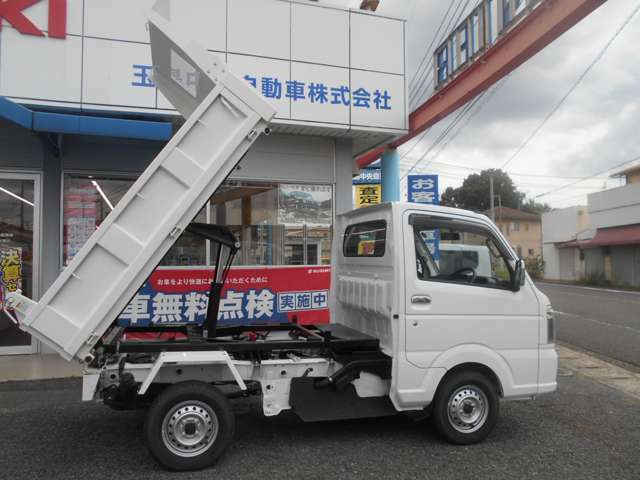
[
  {"left": 0, "top": 247, "right": 22, "bottom": 309},
  {"left": 118, "top": 266, "right": 331, "bottom": 327},
  {"left": 355, "top": 185, "right": 382, "bottom": 208},
  {"left": 407, "top": 175, "right": 439, "bottom": 205},
  {"left": 408, "top": 175, "right": 440, "bottom": 260},
  {"left": 352, "top": 167, "right": 382, "bottom": 185}
]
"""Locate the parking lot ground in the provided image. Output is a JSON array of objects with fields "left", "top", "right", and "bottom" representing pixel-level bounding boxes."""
[{"left": 1, "top": 353, "right": 639, "bottom": 480}]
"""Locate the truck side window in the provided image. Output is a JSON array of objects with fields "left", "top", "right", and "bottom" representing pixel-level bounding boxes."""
[
  {"left": 412, "top": 217, "right": 513, "bottom": 290},
  {"left": 343, "top": 220, "right": 386, "bottom": 257}
]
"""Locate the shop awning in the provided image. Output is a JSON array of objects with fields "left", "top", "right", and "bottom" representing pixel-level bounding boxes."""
[
  {"left": 588, "top": 225, "right": 640, "bottom": 247},
  {"left": 0, "top": 96, "right": 172, "bottom": 141},
  {"left": 559, "top": 225, "right": 640, "bottom": 248}
]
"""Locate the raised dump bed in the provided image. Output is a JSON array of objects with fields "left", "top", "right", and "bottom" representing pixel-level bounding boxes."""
[{"left": 5, "top": 4, "right": 275, "bottom": 364}]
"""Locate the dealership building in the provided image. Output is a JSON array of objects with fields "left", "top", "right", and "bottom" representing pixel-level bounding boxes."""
[{"left": 0, "top": 0, "right": 407, "bottom": 355}]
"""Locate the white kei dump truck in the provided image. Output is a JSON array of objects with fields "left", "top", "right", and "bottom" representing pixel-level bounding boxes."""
[{"left": 3, "top": 3, "right": 558, "bottom": 472}]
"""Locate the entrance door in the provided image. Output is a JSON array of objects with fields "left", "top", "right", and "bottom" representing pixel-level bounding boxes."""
[{"left": 0, "top": 173, "right": 40, "bottom": 354}]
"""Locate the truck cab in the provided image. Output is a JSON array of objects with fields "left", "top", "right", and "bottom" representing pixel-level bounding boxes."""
[{"left": 333, "top": 202, "right": 557, "bottom": 420}]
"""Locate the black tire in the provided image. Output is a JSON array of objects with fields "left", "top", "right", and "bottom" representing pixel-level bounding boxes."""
[
  {"left": 431, "top": 370, "right": 499, "bottom": 445},
  {"left": 145, "top": 381, "right": 235, "bottom": 471}
]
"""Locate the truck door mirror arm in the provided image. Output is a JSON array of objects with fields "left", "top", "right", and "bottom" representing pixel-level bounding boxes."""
[{"left": 512, "top": 259, "right": 525, "bottom": 292}]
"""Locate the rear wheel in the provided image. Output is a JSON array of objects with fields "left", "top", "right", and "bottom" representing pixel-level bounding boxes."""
[
  {"left": 145, "top": 381, "right": 235, "bottom": 471},
  {"left": 431, "top": 370, "right": 499, "bottom": 445}
]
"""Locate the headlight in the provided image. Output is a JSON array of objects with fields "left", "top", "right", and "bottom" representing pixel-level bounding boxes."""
[{"left": 546, "top": 304, "right": 555, "bottom": 344}]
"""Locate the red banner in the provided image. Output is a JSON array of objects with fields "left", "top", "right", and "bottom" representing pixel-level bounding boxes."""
[{"left": 119, "top": 266, "right": 331, "bottom": 327}]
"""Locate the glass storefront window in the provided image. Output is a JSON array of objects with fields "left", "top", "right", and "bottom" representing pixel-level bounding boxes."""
[
  {"left": 63, "top": 176, "right": 333, "bottom": 268},
  {"left": 0, "top": 178, "right": 35, "bottom": 349},
  {"left": 63, "top": 176, "right": 133, "bottom": 265}
]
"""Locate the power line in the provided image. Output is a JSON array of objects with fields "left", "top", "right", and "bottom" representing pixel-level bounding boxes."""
[
  {"left": 426, "top": 160, "right": 611, "bottom": 180},
  {"left": 408, "top": 0, "right": 463, "bottom": 97},
  {"left": 401, "top": 100, "right": 480, "bottom": 179},
  {"left": 401, "top": 96, "right": 483, "bottom": 180},
  {"left": 545, "top": 192, "right": 598, "bottom": 205},
  {"left": 418, "top": 77, "right": 508, "bottom": 167},
  {"left": 408, "top": 1, "right": 458, "bottom": 93},
  {"left": 398, "top": 128, "right": 432, "bottom": 163},
  {"left": 500, "top": 3, "right": 640, "bottom": 170},
  {"left": 410, "top": 0, "right": 476, "bottom": 107},
  {"left": 536, "top": 155, "right": 640, "bottom": 199},
  {"left": 405, "top": 165, "right": 613, "bottom": 190}
]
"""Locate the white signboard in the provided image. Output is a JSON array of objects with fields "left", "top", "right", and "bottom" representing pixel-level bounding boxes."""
[{"left": 0, "top": 0, "right": 407, "bottom": 134}]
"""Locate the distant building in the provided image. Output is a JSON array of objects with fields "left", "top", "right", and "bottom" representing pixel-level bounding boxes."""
[
  {"left": 542, "top": 206, "right": 592, "bottom": 281},
  {"left": 542, "top": 163, "right": 640, "bottom": 286},
  {"left": 485, "top": 206, "right": 542, "bottom": 258},
  {"left": 614, "top": 164, "right": 640, "bottom": 185}
]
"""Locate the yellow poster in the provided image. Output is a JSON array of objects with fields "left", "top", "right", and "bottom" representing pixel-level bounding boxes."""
[
  {"left": 0, "top": 247, "right": 22, "bottom": 309},
  {"left": 355, "top": 184, "right": 381, "bottom": 208}
]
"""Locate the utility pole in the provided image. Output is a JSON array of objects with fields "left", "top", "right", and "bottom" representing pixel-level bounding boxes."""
[{"left": 489, "top": 173, "right": 495, "bottom": 221}]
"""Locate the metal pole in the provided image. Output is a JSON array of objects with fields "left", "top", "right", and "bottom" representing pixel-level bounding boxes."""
[{"left": 489, "top": 173, "right": 495, "bottom": 221}]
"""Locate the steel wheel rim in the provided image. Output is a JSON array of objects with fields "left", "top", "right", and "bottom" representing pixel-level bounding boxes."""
[
  {"left": 161, "top": 400, "right": 218, "bottom": 458},
  {"left": 447, "top": 385, "right": 489, "bottom": 434}
]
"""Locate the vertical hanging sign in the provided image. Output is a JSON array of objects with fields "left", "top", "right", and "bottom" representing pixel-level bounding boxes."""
[
  {"left": 407, "top": 175, "right": 439, "bottom": 205},
  {"left": 408, "top": 174, "right": 440, "bottom": 259}
]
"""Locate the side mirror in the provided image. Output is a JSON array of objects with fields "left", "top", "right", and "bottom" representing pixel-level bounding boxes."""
[{"left": 512, "top": 259, "right": 526, "bottom": 292}]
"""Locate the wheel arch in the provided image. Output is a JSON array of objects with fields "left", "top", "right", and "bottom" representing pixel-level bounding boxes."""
[
  {"left": 438, "top": 362, "right": 503, "bottom": 397},
  {"left": 430, "top": 344, "right": 516, "bottom": 398}
]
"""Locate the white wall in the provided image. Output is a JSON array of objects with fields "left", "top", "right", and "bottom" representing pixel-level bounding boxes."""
[
  {"left": 542, "top": 206, "right": 587, "bottom": 244},
  {"left": 0, "top": 0, "right": 407, "bottom": 135},
  {"left": 542, "top": 244, "right": 560, "bottom": 279},
  {"left": 588, "top": 183, "right": 640, "bottom": 230}
]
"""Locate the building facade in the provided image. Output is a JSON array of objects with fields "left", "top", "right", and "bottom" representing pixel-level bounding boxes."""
[
  {"left": 542, "top": 206, "right": 591, "bottom": 282},
  {"left": 486, "top": 206, "right": 542, "bottom": 259},
  {"left": 542, "top": 164, "right": 640, "bottom": 286},
  {"left": 0, "top": 0, "right": 407, "bottom": 355}
]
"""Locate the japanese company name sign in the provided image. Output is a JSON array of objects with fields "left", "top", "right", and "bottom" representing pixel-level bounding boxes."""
[
  {"left": 408, "top": 174, "right": 439, "bottom": 259},
  {"left": 0, "top": 0, "right": 407, "bottom": 133},
  {"left": 118, "top": 266, "right": 331, "bottom": 327}
]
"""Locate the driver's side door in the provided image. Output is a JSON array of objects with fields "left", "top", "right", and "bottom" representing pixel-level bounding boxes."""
[{"left": 402, "top": 211, "right": 540, "bottom": 389}]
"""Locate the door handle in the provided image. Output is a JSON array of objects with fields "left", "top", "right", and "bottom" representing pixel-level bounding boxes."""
[{"left": 411, "top": 295, "right": 431, "bottom": 304}]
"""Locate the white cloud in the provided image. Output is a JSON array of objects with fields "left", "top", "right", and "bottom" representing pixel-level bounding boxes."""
[{"left": 368, "top": 0, "right": 640, "bottom": 208}]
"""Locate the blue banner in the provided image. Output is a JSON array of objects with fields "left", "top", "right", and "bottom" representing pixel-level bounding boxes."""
[
  {"left": 408, "top": 175, "right": 440, "bottom": 260},
  {"left": 407, "top": 174, "right": 439, "bottom": 204},
  {"left": 353, "top": 167, "right": 382, "bottom": 185}
]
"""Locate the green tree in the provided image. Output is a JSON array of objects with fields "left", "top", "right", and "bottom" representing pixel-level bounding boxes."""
[
  {"left": 521, "top": 198, "right": 551, "bottom": 215},
  {"left": 440, "top": 169, "right": 524, "bottom": 211}
]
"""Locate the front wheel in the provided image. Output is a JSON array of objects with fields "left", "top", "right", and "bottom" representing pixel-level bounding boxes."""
[
  {"left": 431, "top": 371, "right": 499, "bottom": 445},
  {"left": 145, "top": 381, "right": 235, "bottom": 471}
]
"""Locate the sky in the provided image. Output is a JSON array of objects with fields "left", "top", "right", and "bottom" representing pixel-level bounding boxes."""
[{"left": 334, "top": 0, "right": 640, "bottom": 209}]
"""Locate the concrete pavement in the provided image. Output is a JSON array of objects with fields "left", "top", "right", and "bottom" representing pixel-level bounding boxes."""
[
  {"left": 537, "top": 283, "right": 640, "bottom": 368},
  {"left": 0, "top": 354, "right": 82, "bottom": 382},
  {"left": 1, "top": 350, "right": 639, "bottom": 480}
]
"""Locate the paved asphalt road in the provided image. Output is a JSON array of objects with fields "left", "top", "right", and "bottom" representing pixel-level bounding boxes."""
[
  {"left": 537, "top": 283, "right": 640, "bottom": 368},
  {"left": 0, "top": 376, "right": 639, "bottom": 480}
]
